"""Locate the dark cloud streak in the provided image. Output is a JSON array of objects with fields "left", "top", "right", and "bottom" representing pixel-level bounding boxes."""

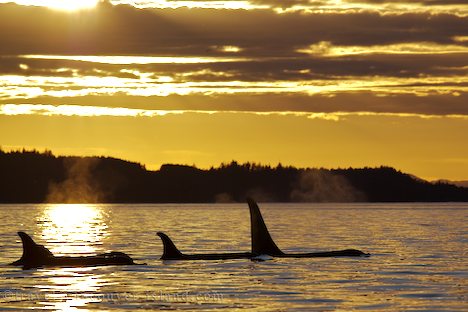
[
  {"left": 2, "top": 93, "right": 468, "bottom": 116},
  {"left": 2, "top": 53, "right": 467, "bottom": 81},
  {"left": 0, "top": 2, "right": 467, "bottom": 56}
]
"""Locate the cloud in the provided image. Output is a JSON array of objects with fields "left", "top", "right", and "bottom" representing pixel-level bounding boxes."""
[
  {"left": 2, "top": 89, "right": 468, "bottom": 116},
  {"left": 297, "top": 41, "right": 468, "bottom": 56},
  {"left": 0, "top": 2, "right": 467, "bottom": 116},
  {"left": 2, "top": 104, "right": 468, "bottom": 120},
  {"left": 113, "top": 1, "right": 468, "bottom": 10},
  {"left": 110, "top": 0, "right": 263, "bottom": 9},
  {"left": 10, "top": 0, "right": 463, "bottom": 11},
  {"left": 3, "top": 52, "right": 468, "bottom": 85},
  {"left": 250, "top": 0, "right": 312, "bottom": 7},
  {"left": 346, "top": 0, "right": 468, "bottom": 5},
  {"left": 0, "top": 52, "right": 467, "bottom": 104},
  {"left": 1, "top": 2, "right": 467, "bottom": 56}
]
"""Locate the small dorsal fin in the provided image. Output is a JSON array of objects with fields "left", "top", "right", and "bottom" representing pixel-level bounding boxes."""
[
  {"left": 247, "top": 198, "right": 284, "bottom": 256},
  {"left": 157, "top": 232, "right": 184, "bottom": 259},
  {"left": 12, "top": 232, "right": 54, "bottom": 266}
]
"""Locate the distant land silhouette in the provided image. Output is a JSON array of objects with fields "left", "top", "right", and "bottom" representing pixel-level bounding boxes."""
[{"left": 1, "top": 149, "right": 467, "bottom": 203}]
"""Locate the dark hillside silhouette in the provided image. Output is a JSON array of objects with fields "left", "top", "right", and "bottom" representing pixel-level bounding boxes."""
[{"left": 1, "top": 149, "right": 467, "bottom": 203}]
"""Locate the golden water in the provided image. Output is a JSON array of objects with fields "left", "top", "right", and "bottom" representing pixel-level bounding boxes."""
[{"left": 0, "top": 203, "right": 466, "bottom": 311}]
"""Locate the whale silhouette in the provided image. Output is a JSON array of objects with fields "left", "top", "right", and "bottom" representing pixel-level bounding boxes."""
[
  {"left": 157, "top": 232, "right": 252, "bottom": 260},
  {"left": 247, "top": 198, "right": 369, "bottom": 258},
  {"left": 158, "top": 198, "right": 369, "bottom": 260},
  {"left": 11, "top": 232, "right": 137, "bottom": 269}
]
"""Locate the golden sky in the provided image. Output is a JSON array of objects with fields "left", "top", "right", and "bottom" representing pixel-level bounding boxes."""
[{"left": 0, "top": 0, "right": 467, "bottom": 180}]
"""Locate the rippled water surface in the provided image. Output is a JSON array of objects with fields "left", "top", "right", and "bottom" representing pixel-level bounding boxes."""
[{"left": 0, "top": 203, "right": 466, "bottom": 311}]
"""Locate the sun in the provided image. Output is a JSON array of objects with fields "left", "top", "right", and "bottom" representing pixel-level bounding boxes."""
[{"left": 13, "top": 0, "right": 99, "bottom": 11}]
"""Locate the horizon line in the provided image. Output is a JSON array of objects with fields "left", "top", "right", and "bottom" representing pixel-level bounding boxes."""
[{"left": 2, "top": 147, "right": 467, "bottom": 184}]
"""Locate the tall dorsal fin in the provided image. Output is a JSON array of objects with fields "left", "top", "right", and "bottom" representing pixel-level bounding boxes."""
[
  {"left": 157, "top": 232, "right": 184, "bottom": 259},
  {"left": 247, "top": 198, "right": 284, "bottom": 256},
  {"left": 12, "top": 232, "right": 54, "bottom": 266}
]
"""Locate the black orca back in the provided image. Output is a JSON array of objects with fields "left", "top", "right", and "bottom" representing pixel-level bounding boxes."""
[
  {"left": 247, "top": 199, "right": 369, "bottom": 258},
  {"left": 11, "top": 232, "right": 137, "bottom": 269},
  {"left": 157, "top": 232, "right": 184, "bottom": 259},
  {"left": 247, "top": 198, "right": 284, "bottom": 256},
  {"left": 11, "top": 232, "right": 54, "bottom": 267}
]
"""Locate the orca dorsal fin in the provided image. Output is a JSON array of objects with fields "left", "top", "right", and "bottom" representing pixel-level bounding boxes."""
[
  {"left": 247, "top": 198, "right": 284, "bottom": 256},
  {"left": 12, "top": 232, "right": 54, "bottom": 266},
  {"left": 157, "top": 232, "right": 184, "bottom": 259}
]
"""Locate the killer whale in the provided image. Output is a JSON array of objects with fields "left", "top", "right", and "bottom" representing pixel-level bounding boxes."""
[
  {"left": 247, "top": 198, "right": 369, "bottom": 258},
  {"left": 11, "top": 232, "right": 137, "bottom": 269},
  {"left": 157, "top": 232, "right": 252, "bottom": 260},
  {"left": 157, "top": 199, "right": 369, "bottom": 260}
]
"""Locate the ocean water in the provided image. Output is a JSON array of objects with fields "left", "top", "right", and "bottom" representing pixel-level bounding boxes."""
[{"left": 0, "top": 203, "right": 466, "bottom": 311}]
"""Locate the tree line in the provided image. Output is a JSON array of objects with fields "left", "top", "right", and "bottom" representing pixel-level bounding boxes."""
[{"left": 1, "top": 149, "right": 467, "bottom": 203}]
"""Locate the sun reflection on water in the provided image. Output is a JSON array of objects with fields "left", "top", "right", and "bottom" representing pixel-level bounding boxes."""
[
  {"left": 40, "top": 267, "right": 105, "bottom": 312},
  {"left": 38, "top": 204, "right": 108, "bottom": 255},
  {"left": 36, "top": 205, "right": 109, "bottom": 311}
]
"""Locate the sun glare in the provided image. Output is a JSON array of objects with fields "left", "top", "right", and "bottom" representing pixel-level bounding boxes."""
[
  {"left": 47, "top": 0, "right": 98, "bottom": 11},
  {"left": 38, "top": 204, "right": 108, "bottom": 255},
  {"left": 11, "top": 0, "right": 98, "bottom": 11}
]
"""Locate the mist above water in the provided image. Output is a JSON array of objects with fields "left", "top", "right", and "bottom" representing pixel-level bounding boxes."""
[
  {"left": 291, "top": 169, "right": 366, "bottom": 202},
  {"left": 47, "top": 158, "right": 104, "bottom": 203}
]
